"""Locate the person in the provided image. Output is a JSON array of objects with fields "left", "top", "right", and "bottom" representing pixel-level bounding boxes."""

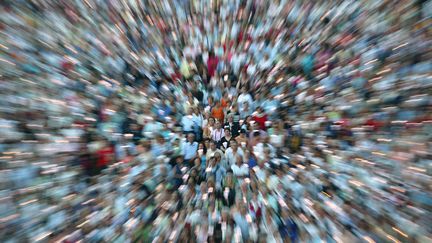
[
  {"left": 96, "top": 139, "right": 114, "bottom": 174},
  {"left": 237, "top": 86, "right": 253, "bottom": 112},
  {"left": 252, "top": 107, "right": 268, "bottom": 131},
  {"left": 268, "top": 120, "right": 285, "bottom": 149},
  {"left": 211, "top": 121, "right": 224, "bottom": 144},
  {"left": 191, "top": 82, "right": 204, "bottom": 103},
  {"left": 181, "top": 108, "right": 195, "bottom": 134},
  {"left": 222, "top": 173, "right": 237, "bottom": 207},
  {"left": 171, "top": 155, "right": 184, "bottom": 190},
  {"left": 225, "top": 113, "right": 240, "bottom": 137},
  {"left": 205, "top": 153, "right": 226, "bottom": 189},
  {"left": 206, "top": 140, "right": 224, "bottom": 162},
  {"left": 151, "top": 134, "right": 169, "bottom": 157},
  {"left": 239, "top": 101, "right": 253, "bottom": 120},
  {"left": 211, "top": 101, "right": 225, "bottom": 123},
  {"left": 202, "top": 117, "right": 215, "bottom": 139},
  {"left": 207, "top": 50, "right": 219, "bottom": 78},
  {"left": 182, "top": 133, "right": 198, "bottom": 166},
  {"left": 197, "top": 142, "right": 207, "bottom": 168},
  {"left": 191, "top": 106, "right": 203, "bottom": 141},
  {"left": 225, "top": 140, "right": 244, "bottom": 166},
  {"left": 231, "top": 155, "right": 249, "bottom": 178},
  {"left": 219, "top": 127, "right": 232, "bottom": 151},
  {"left": 234, "top": 128, "right": 247, "bottom": 146}
]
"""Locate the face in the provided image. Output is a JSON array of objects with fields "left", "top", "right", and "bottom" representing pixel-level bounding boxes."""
[
  {"left": 214, "top": 152, "right": 221, "bottom": 161},
  {"left": 194, "top": 158, "right": 201, "bottom": 167},
  {"left": 236, "top": 155, "right": 242, "bottom": 165},
  {"left": 228, "top": 116, "right": 233, "bottom": 122},
  {"left": 209, "top": 118, "right": 215, "bottom": 126},
  {"left": 216, "top": 122, "right": 221, "bottom": 129},
  {"left": 188, "top": 134, "right": 195, "bottom": 143},
  {"left": 224, "top": 129, "right": 230, "bottom": 137},
  {"left": 210, "top": 142, "right": 216, "bottom": 150},
  {"left": 231, "top": 141, "right": 238, "bottom": 150}
]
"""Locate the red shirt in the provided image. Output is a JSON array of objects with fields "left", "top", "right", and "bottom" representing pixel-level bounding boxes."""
[
  {"left": 96, "top": 146, "right": 114, "bottom": 167},
  {"left": 253, "top": 114, "right": 268, "bottom": 130},
  {"left": 207, "top": 56, "right": 219, "bottom": 77}
]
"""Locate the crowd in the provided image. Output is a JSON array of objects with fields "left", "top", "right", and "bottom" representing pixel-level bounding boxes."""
[{"left": 0, "top": 0, "right": 431, "bottom": 242}]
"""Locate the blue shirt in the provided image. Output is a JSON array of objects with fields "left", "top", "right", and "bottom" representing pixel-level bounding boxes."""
[{"left": 182, "top": 141, "right": 198, "bottom": 160}]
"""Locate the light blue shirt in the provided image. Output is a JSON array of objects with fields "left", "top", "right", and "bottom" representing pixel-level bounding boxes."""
[
  {"left": 181, "top": 116, "right": 195, "bottom": 132},
  {"left": 182, "top": 141, "right": 198, "bottom": 160}
]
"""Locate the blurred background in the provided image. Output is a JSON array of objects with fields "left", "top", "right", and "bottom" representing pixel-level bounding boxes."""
[{"left": 0, "top": 0, "right": 431, "bottom": 242}]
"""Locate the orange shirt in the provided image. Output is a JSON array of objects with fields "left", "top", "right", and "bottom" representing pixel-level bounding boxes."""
[
  {"left": 221, "top": 98, "right": 229, "bottom": 109},
  {"left": 211, "top": 106, "right": 225, "bottom": 122}
]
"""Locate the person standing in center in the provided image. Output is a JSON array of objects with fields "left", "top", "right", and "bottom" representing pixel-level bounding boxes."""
[{"left": 211, "top": 121, "right": 225, "bottom": 145}]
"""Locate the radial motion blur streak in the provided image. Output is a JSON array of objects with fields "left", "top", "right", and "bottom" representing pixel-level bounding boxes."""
[{"left": 0, "top": 0, "right": 431, "bottom": 243}]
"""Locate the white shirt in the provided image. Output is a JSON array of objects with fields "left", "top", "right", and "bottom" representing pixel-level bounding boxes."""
[
  {"left": 247, "top": 63, "right": 257, "bottom": 77},
  {"left": 253, "top": 143, "right": 276, "bottom": 161},
  {"left": 211, "top": 128, "right": 224, "bottom": 142},
  {"left": 237, "top": 93, "right": 253, "bottom": 112},
  {"left": 253, "top": 166, "right": 267, "bottom": 182},
  {"left": 231, "top": 163, "right": 249, "bottom": 177},
  {"left": 225, "top": 147, "right": 245, "bottom": 166}
]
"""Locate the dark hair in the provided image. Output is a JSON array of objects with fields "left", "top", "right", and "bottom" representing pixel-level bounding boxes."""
[
  {"left": 253, "top": 131, "right": 261, "bottom": 137},
  {"left": 199, "top": 142, "right": 207, "bottom": 154}
]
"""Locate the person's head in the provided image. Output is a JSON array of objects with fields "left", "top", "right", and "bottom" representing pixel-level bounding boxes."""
[
  {"left": 235, "top": 154, "right": 243, "bottom": 165},
  {"left": 241, "top": 86, "right": 247, "bottom": 94},
  {"left": 210, "top": 140, "right": 217, "bottom": 151},
  {"left": 239, "top": 205, "right": 247, "bottom": 215},
  {"left": 243, "top": 101, "right": 249, "bottom": 108},
  {"left": 227, "top": 114, "right": 234, "bottom": 123},
  {"left": 190, "top": 168, "right": 197, "bottom": 177},
  {"left": 257, "top": 106, "right": 264, "bottom": 114},
  {"left": 198, "top": 142, "right": 206, "bottom": 150},
  {"left": 230, "top": 140, "right": 238, "bottom": 150},
  {"left": 204, "top": 138, "right": 210, "bottom": 149},
  {"left": 208, "top": 117, "right": 215, "bottom": 126},
  {"left": 204, "top": 111, "right": 211, "bottom": 119},
  {"left": 239, "top": 129, "right": 246, "bottom": 136},
  {"left": 215, "top": 121, "right": 222, "bottom": 129},
  {"left": 215, "top": 100, "right": 221, "bottom": 108},
  {"left": 187, "top": 133, "right": 195, "bottom": 143},
  {"left": 200, "top": 182, "right": 207, "bottom": 193},
  {"left": 193, "top": 158, "right": 201, "bottom": 168},
  {"left": 191, "top": 106, "right": 198, "bottom": 114},
  {"left": 214, "top": 151, "right": 222, "bottom": 162},
  {"left": 156, "top": 134, "right": 165, "bottom": 144},
  {"left": 224, "top": 128, "right": 231, "bottom": 137},
  {"left": 176, "top": 155, "right": 184, "bottom": 164}
]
